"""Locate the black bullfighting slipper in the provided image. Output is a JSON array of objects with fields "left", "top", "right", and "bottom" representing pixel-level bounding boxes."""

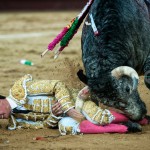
[{"left": 0, "top": 95, "right": 6, "bottom": 99}]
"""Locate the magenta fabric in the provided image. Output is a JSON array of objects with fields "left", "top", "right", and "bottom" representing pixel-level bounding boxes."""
[
  {"left": 79, "top": 110, "right": 149, "bottom": 134},
  {"left": 79, "top": 120, "right": 128, "bottom": 134},
  {"left": 110, "top": 110, "right": 149, "bottom": 125},
  {"left": 47, "top": 27, "right": 69, "bottom": 51},
  {"left": 110, "top": 110, "right": 129, "bottom": 123},
  {"left": 138, "top": 118, "right": 149, "bottom": 125}
]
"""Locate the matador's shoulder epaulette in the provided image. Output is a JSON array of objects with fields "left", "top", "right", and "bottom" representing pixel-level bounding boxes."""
[{"left": 9, "top": 74, "right": 32, "bottom": 105}]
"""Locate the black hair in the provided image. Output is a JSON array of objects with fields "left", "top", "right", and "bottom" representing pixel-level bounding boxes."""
[
  {"left": 13, "top": 108, "right": 32, "bottom": 114},
  {"left": 0, "top": 95, "right": 6, "bottom": 99}
]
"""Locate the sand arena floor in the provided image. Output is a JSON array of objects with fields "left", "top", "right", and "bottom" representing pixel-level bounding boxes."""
[{"left": 0, "top": 11, "right": 150, "bottom": 150}]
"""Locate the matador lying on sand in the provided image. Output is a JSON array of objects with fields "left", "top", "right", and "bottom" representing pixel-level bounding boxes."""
[{"left": 0, "top": 74, "right": 149, "bottom": 135}]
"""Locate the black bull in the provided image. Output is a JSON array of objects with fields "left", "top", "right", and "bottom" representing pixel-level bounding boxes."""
[{"left": 79, "top": 0, "right": 150, "bottom": 121}]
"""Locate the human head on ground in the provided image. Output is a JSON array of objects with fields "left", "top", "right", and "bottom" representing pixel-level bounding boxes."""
[{"left": 0, "top": 95, "right": 11, "bottom": 119}]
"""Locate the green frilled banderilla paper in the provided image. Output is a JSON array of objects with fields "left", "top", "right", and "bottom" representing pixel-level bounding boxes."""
[{"left": 60, "top": 18, "right": 79, "bottom": 47}]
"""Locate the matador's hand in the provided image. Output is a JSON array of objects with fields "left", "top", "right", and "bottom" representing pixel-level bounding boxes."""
[
  {"left": 66, "top": 108, "right": 85, "bottom": 122},
  {"left": 52, "top": 101, "right": 63, "bottom": 116}
]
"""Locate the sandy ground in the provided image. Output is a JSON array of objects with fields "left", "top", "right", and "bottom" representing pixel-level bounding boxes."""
[{"left": 0, "top": 11, "right": 150, "bottom": 150}]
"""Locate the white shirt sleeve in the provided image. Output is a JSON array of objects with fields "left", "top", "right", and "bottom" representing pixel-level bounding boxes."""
[{"left": 6, "top": 97, "right": 18, "bottom": 109}]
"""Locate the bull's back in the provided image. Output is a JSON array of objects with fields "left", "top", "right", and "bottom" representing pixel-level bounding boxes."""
[{"left": 81, "top": 0, "right": 150, "bottom": 75}]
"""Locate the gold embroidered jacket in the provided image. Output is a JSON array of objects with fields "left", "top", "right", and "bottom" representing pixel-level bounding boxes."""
[{"left": 8, "top": 74, "right": 78, "bottom": 130}]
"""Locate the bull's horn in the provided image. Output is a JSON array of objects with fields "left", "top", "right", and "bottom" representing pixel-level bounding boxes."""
[{"left": 111, "top": 66, "right": 139, "bottom": 90}]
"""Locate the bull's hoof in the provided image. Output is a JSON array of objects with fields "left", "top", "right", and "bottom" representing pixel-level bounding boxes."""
[
  {"left": 145, "top": 115, "right": 150, "bottom": 124},
  {"left": 122, "top": 121, "right": 142, "bottom": 133}
]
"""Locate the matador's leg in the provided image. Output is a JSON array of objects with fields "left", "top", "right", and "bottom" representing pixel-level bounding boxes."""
[{"left": 58, "top": 117, "right": 128, "bottom": 135}]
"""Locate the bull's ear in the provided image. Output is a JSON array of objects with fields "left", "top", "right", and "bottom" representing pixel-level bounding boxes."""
[{"left": 77, "top": 69, "right": 88, "bottom": 84}]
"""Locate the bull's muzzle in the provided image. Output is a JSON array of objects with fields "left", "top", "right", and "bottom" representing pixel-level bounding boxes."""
[{"left": 123, "top": 97, "right": 147, "bottom": 121}]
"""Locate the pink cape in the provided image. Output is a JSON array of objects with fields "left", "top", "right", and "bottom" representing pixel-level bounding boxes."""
[
  {"left": 111, "top": 110, "right": 149, "bottom": 125},
  {"left": 79, "top": 120, "right": 128, "bottom": 134}
]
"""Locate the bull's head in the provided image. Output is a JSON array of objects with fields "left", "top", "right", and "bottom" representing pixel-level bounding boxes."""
[{"left": 77, "top": 66, "right": 147, "bottom": 121}]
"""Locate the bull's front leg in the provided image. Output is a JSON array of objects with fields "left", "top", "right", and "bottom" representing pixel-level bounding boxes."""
[{"left": 143, "top": 55, "right": 150, "bottom": 89}]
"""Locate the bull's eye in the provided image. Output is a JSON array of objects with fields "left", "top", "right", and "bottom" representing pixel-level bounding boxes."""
[{"left": 126, "top": 86, "right": 130, "bottom": 93}]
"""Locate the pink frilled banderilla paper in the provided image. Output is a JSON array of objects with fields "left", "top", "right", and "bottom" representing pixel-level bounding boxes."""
[{"left": 47, "top": 27, "right": 69, "bottom": 51}]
